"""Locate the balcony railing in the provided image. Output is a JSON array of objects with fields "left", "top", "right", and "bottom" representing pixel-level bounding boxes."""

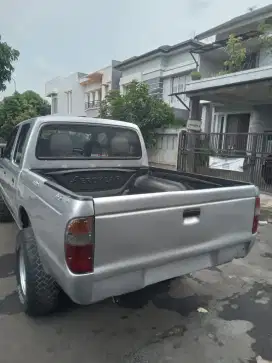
[{"left": 85, "top": 100, "right": 101, "bottom": 110}]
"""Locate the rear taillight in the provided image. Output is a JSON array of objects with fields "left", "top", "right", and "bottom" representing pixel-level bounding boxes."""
[
  {"left": 65, "top": 216, "right": 94, "bottom": 274},
  {"left": 252, "top": 196, "right": 260, "bottom": 234}
]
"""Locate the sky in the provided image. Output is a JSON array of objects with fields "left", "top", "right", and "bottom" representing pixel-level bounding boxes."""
[{"left": 1, "top": 0, "right": 272, "bottom": 99}]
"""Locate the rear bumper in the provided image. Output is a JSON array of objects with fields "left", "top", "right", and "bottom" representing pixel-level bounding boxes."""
[{"left": 59, "top": 238, "right": 256, "bottom": 305}]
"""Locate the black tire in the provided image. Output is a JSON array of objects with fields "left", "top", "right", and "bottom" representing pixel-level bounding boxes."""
[
  {"left": 15, "top": 227, "right": 60, "bottom": 317},
  {"left": 0, "top": 196, "right": 13, "bottom": 222}
]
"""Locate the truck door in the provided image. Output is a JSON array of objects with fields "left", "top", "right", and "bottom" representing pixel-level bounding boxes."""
[
  {"left": 0, "top": 126, "right": 20, "bottom": 209},
  {"left": 8, "top": 123, "right": 31, "bottom": 210}
]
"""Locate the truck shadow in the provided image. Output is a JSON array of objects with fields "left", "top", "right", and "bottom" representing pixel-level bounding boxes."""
[
  {"left": 50, "top": 277, "right": 211, "bottom": 319},
  {"left": 0, "top": 253, "right": 15, "bottom": 278}
]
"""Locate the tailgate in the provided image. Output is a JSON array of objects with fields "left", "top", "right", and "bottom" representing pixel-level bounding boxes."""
[{"left": 93, "top": 186, "right": 257, "bottom": 275}]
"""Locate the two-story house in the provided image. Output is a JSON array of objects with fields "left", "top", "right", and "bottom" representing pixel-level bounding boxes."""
[
  {"left": 177, "top": 4, "right": 272, "bottom": 145},
  {"left": 114, "top": 40, "right": 203, "bottom": 122},
  {"left": 45, "top": 60, "right": 121, "bottom": 117}
]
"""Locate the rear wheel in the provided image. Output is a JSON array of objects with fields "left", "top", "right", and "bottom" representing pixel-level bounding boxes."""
[
  {"left": 16, "top": 227, "right": 60, "bottom": 316},
  {"left": 0, "top": 195, "right": 13, "bottom": 222}
]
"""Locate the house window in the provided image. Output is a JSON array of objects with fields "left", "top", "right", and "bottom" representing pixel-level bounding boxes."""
[
  {"left": 85, "top": 92, "right": 91, "bottom": 110},
  {"left": 171, "top": 75, "right": 188, "bottom": 103},
  {"left": 51, "top": 96, "right": 58, "bottom": 114},
  {"left": 122, "top": 85, "right": 129, "bottom": 94},
  {"left": 104, "top": 84, "right": 109, "bottom": 96},
  {"left": 66, "top": 91, "right": 72, "bottom": 114},
  {"left": 97, "top": 89, "right": 102, "bottom": 101},
  {"left": 86, "top": 92, "right": 90, "bottom": 104}
]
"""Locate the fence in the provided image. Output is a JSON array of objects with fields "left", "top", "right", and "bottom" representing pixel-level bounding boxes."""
[
  {"left": 0, "top": 143, "right": 5, "bottom": 156},
  {"left": 148, "top": 128, "right": 183, "bottom": 169},
  {"left": 177, "top": 131, "right": 272, "bottom": 193}
]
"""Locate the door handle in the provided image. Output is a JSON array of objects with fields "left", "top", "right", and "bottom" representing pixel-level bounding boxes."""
[
  {"left": 12, "top": 178, "right": 14, "bottom": 184},
  {"left": 183, "top": 208, "right": 200, "bottom": 226},
  {"left": 183, "top": 208, "right": 201, "bottom": 219}
]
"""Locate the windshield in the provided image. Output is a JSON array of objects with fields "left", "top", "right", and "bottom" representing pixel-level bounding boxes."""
[{"left": 36, "top": 123, "right": 142, "bottom": 159}]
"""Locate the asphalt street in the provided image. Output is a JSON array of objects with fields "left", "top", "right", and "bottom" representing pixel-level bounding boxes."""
[{"left": 0, "top": 222, "right": 271, "bottom": 363}]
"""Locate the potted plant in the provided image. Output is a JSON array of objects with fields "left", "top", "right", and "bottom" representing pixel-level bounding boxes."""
[{"left": 191, "top": 71, "right": 202, "bottom": 81}]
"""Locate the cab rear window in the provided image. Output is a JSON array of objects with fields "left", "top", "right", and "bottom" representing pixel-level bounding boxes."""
[{"left": 36, "top": 123, "right": 142, "bottom": 159}]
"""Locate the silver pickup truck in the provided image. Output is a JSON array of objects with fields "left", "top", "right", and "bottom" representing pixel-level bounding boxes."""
[{"left": 0, "top": 116, "right": 260, "bottom": 316}]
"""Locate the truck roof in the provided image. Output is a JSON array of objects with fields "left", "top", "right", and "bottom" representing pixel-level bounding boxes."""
[{"left": 18, "top": 115, "right": 140, "bottom": 131}]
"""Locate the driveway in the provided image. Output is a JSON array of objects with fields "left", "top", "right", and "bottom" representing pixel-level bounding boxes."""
[{"left": 0, "top": 222, "right": 271, "bottom": 363}]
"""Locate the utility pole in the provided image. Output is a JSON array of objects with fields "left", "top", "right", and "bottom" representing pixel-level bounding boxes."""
[{"left": 11, "top": 77, "right": 17, "bottom": 93}]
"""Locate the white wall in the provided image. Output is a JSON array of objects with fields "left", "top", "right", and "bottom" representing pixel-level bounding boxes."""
[
  {"left": 259, "top": 47, "right": 272, "bottom": 67},
  {"left": 148, "top": 128, "right": 184, "bottom": 168},
  {"left": 119, "top": 57, "right": 163, "bottom": 93},
  {"left": 120, "top": 57, "right": 162, "bottom": 80},
  {"left": 45, "top": 73, "right": 86, "bottom": 117},
  {"left": 165, "top": 52, "right": 193, "bottom": 68},
  {"left": 162, "top": 51, "right": 197, "bottom": 79},
  {"left": 163, "top": 78, "right": 172, "bottom": 105}
]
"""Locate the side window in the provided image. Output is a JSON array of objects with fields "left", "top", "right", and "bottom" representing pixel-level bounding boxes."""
[
  {"left": 13, "top": 124, "right": 31, "bottom": 165},
  {"left": 3, "top": 127, "right": 19, "bottom": 160}
]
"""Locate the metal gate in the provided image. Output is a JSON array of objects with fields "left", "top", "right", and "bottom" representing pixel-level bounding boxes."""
[{"left": 177, "top": 131, "right": 272, "bottom": 193}]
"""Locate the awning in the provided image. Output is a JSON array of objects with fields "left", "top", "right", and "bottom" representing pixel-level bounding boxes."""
[
  {"left": 170, "top": 66, "right": 272, "bottom": 106},
  {"left": 191, "top": 30, "right": 261, "bottom": 54}
]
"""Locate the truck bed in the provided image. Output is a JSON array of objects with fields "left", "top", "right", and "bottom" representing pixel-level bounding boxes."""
[{"left": 34, "top": 166, "right": 249, "bottom": 198}]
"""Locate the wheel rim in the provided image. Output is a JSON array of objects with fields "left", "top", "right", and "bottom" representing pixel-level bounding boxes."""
[{"left": 19, "top": 248, "right": 27, "bottom": 296}]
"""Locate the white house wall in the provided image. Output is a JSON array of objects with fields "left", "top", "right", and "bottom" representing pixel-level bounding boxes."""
[
  {"left": 165, "top": 52, "right": 193, "bottom": 68},
  {"left": 258, "top": 47, "right": 272, "bottom": 67},
  {"left": 120, "top": 72, "right": 143, "bottom": 85},
  {"left": 163, "top": 78, "right": 172, "bottom": 105},
  {"left": 102, "top": 65, "right": 113, "bottom": 84},
  {"left": 120, "top": 57, "right": 162, "bottom": 79},
  {"left": 148, "top": 128, "right": 183, "bottom": 168},
  {"left": 45, "top": 73, "right": 86, "bottom": 116}
]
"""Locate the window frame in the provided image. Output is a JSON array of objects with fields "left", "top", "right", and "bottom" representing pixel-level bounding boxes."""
[
  {"left": 3, "top": 126, "right": 20, "bottom": 160},
  {"left": 13, "top": 123, "right": 31, "bottom": 165},
  {"left": 171, "top": 75, "right": 188, "bottom": 103}
]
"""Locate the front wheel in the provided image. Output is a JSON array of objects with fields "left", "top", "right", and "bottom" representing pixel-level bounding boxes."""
[{"left": 16, "top": 227, "right": 60, "bottom": 316}]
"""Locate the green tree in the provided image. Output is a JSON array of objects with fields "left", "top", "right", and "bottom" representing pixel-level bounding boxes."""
[
  {"left": 222, "top": 34, "right": 247, "bottom": 74},
  {"left": 0, "top": 36, "right": 19, "bottom": 92},
  {"left": 258, "top": 21, "right": 272, "bottom": 54},
  {"left": 99, "top": 81, "right": 175, "bottom": 147},
  {"left": 0, "top": 91, "right": 50, "bottom": 140}
]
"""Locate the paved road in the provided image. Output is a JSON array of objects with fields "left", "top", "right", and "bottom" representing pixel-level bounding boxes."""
[{"left": 0, "top": 223, "right": 272, "bottom": 363}]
